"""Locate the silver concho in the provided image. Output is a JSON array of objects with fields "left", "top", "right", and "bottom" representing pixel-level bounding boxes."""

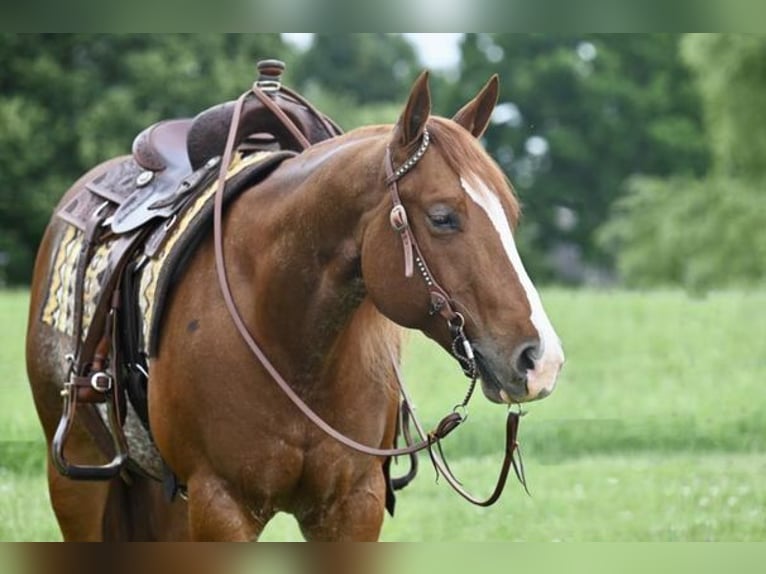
[{"left": 136, "top": 170, "right": 155, "bottom": 188}]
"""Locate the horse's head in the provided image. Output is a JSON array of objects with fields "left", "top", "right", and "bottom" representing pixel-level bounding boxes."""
[{"left": 362, "top": 72, "right": 564, "bottom": 404}]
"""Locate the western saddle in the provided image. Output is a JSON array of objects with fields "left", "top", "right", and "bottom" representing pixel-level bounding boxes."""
[{"left": 52, "top": 59, "right": 343, "bottom": 481}]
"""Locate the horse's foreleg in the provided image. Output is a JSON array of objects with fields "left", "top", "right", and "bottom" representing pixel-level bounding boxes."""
[
  {"left": 297, "top": 471, "right": 387, "bottom": 541},
  {"left": 186, "top": 474, "right": 271, "bottom": 541},
  {"left": 47, "top": 456, "right": 111, "bottom": 541}
]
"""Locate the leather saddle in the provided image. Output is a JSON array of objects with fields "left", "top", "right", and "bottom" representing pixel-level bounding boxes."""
[
  {"left": 109, "top": 59, "right": 343, "bottom": 235},
  {"left": 50, "top": 59, "right": 343, "bottom": 481}
]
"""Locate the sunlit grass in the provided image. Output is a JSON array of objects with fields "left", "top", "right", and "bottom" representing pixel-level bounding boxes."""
[
  {"left": 260, "top": 452, "right": 766, "bottom": 542},
  {"left": 0, "top": 469, "right": 60, "bottom": 542},
  {"left": 402, "top": 288, "right": 766, "bottom": 459},
  {"left": 3, "top": 288, "right": 765, "bottom": 541}
]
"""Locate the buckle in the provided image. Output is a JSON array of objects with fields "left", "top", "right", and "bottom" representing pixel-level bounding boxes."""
[
  {"left": 390, "top": 204, "right": 409, "bottom": 232},
  {"left": 90, "top": 372, "right": 113, "bottom": 393}
]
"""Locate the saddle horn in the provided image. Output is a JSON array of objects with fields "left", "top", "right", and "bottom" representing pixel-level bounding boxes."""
[{"left": 186, "top": 59, "right": 342, "bottom": 170}]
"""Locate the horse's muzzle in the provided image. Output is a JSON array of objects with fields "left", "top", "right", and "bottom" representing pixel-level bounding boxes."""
[{"left": 474, "top": 342, "right": 562, "bottom": 404}]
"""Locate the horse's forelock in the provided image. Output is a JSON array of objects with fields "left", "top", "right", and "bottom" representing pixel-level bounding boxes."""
[{"left": 427, "top": 117, "right": 520, "bottom": 225}]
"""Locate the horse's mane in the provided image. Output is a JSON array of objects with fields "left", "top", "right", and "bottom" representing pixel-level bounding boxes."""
[{"left": 427, "top": 117, "right": 521, "bottom": 225}]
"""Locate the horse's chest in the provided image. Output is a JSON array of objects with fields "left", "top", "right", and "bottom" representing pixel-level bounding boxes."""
[{"left": 235, "top": 433, "right": 376, "bottom": 511}]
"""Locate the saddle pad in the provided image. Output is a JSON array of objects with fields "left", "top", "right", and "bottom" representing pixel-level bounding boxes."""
[
  {"left": 41, "top": 227, "right": 117, "bottom": 338},
  {"left": 42, "top": 149, "right": 293, "bottom": 480},
  {"left": 138, "top": 149, "right": 294, "bottom": 356},
  {"left": 41, "top": 228, "right": 167, "bottom": 478}
]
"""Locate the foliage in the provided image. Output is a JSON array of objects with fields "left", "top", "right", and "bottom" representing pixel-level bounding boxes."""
[
  {"left": 599, "top": 34, "right": 766, "bottom": 289},
  {"left": 6, "top": 288, "right": 766, "bottom": 540},
  {"left": 2, "top": 34, "right": 764, "bottom": 289},
  {"left": 599, "top": 176, "right": 766, "bottom": 290},
  {"left": 0, "top": 33, "right": 288, "bottom": 285},
  {"left": 0, "top": 33, "right": 426, "bottom": 286},
  {"left": 682, "top": 34, "right": 766, "bottom": 179},
  {"left": 447, "top": 34, "right": 710, "bottom": 281},
  {"left": 288, "top": 83, "right": 402, "bottom": 132}
]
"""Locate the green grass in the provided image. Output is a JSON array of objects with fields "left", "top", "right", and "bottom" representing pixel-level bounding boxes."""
[
  {"left": 2, "top": 288, "right": 765, "bottom": 541},
  {"left": 0, "top": 291, "right": 40, "bottom": 443},
  {"left": 402, "top": 289, "right": 766, "bottom": 459},
  {"left": 0, "top": 469, "right": 60, "bottom": 542},
  {"left": 258, "top": 452, "right": 766, "bottom": 542}
]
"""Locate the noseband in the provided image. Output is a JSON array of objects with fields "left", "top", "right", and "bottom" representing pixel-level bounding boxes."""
[{"left": 212, "top": 91, "right": 527, "bottom": 507}]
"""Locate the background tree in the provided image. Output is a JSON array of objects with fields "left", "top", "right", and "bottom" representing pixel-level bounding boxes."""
[
  {"left": 293, "top": 33, "right": 419, "bottom": 105},
  {"left": 287, "top": 33, "right": 422, "bottom": 131},
  {"left": 682, "top": 34, "right": 766, "bottom": 179},
  {"left": 447, "top": 34, "right": 709, "bottom": 281},
  {"left": 2, "top": 34, "right": 761, "bottom": 289},
  {"left": 0, "top": 33, "right": 287, "bottom": 285},
  {"left": 600, "top": 34, "right": 766, "bottom": 290}
]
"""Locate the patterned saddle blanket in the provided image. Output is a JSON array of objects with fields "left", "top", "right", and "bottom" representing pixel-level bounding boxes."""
[
  {"left": 40, "top": 57, "right": 344, "bottom": 486},
  {"left": 44, "top": 150, "right": 293, "bottom": 349},
  {"left": 42, "top": 149, "right": 294, "bottom": 478}
]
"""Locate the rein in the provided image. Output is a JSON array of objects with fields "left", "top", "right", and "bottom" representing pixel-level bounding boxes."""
[
  {"left": 384, "top": 131, "right": 528, "bottom": 504},
  {"left": 211, "top": 87, "right": 527, "bottom": 505}
]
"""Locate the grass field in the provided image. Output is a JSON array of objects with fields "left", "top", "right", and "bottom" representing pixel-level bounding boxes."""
[{"left": 1, "top": 288, "right": 765, "bottom": 541}]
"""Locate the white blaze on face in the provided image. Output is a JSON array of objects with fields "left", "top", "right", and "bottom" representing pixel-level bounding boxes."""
[{"left": 461, "top": 175, "right": 565, "bottom": 399}]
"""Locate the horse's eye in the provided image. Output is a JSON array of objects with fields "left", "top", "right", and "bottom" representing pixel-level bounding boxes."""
[{"left": 427, "top": 205, "right": 460, "bottom": 232}]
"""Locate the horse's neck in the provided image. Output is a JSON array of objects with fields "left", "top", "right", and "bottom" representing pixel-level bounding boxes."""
[{"left": 227, "top": 132, "right": 393, "bottom": 383}]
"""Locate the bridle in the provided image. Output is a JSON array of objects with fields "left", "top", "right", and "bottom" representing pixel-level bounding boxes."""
[
  {"left": 211, "top": 87, "right": 528, "bottom": 507},
  {"left": 385, "top": 129, "right": 478, "bottom": 383},
  {"left": 383, "top": 128, "right": 528, "bottom": 504}
]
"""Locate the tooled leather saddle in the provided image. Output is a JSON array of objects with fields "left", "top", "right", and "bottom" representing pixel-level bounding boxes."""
[{"left": 50, "top": 59, "right": 343, "bottom": 481}]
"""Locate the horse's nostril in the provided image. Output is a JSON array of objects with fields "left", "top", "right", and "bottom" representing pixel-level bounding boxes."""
[{"left": 512, "top": 341, "right": 540, "bottom": 380}]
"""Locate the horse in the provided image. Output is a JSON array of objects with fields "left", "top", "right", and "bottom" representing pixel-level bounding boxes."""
[{"left": 25, "top": 71, "right": 564, "bottom": 541}]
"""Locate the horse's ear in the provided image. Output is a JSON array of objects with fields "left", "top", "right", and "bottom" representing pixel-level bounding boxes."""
[
  {"left": 452, "top": 74, "right": 499, "bottom": 139},
  {"left": 393, "top": 71, "right": 432, "bottom": 147}
]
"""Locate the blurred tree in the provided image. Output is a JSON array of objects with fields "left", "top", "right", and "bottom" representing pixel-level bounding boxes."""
[
  {"left": 599, "top": 176, "right": 766, "bottom": 290},
  {"left": 682, "top": 34, "right": 766, "bottom": 180},
  {"left": 600, "top": 34, "right": 766, "bottom": 290},
  {"left": 2, "top": 33, "right": 739, "bottom": 290},
  {"left": 292, "top": 34, "right": 419, "bottom": 107},
  {"left": 447, "top": 34, "right": 709, "bottom": 282},
  {"left": 0, "top": 33, "right": 287, "bottom": 285}
]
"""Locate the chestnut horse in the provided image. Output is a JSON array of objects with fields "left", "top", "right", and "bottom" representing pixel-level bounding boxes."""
[{"left": 26, "top": 72, "right": 564, "bottom": 541}]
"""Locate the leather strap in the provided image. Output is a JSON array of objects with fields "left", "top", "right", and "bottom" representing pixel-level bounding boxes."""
[
  {"left": 211, "top": 92, "right": 523, "bottom": 505},
  {"left": 212, "top": 91, "right": 466, "bottom": 458},
  {"left": 279, "top": 85, "right": 344, "bottom": 138},
  {"left": 71, "top": 203, "right": 109, "bottom": 360},
  {"left": 390, "top": 399, "right": 419, "bottom": 490},
  {"left": 428, "top": 410, "right": 528, "bottom": 506},
  {"left": 71, "top": 229, "right": 144, "bottom": 378},
  {"left": 384, "top": 142, "right": 462, "bottom": 323},
  {"left": 249, "top": 86, "right": 312, "bottom": 150}
]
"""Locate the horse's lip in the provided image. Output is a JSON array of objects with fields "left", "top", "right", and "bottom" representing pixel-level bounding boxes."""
[{"left": 473, "top": 348, "right": 525, "bottom": 404}]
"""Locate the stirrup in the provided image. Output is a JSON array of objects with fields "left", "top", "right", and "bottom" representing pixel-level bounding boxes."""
[{"left": 51, "top": 377, "right": 129, "bottom": 480}]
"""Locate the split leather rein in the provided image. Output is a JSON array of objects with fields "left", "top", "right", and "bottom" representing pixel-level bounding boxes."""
[{"left": 211, "top": 85, "right": 528, "bottom": 506}]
